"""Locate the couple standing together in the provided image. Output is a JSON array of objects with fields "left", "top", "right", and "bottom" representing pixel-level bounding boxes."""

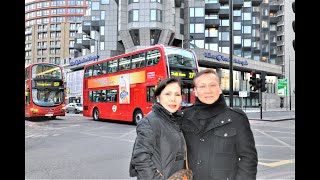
[{"left": 129, "top": 68, "right": 258, "bottom": 180}]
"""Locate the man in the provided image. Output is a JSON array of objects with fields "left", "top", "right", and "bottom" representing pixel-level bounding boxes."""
[{"left": 180, "top": 68, "right": 258, "bottom": 180}]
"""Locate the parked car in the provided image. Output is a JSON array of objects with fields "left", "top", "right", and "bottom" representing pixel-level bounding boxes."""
[{"left": 64, "top": 103, "right": 83, "bottom": 114}]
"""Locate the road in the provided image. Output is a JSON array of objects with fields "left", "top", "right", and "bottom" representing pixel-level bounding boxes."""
[{"left": 25, "top": 113, "right": 295, "bottom": 179}]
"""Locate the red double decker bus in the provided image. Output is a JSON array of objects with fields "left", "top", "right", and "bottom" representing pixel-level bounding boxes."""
[
  {"left": 25, "top": 62, "right": 66, "bottom": 119},
  {"left": 83, "top": 45, "right": 199, "bottom": 124}
]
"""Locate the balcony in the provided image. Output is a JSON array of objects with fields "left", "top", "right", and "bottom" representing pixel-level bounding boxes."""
[
  {"left": 218, "top": 9, "right": 229, "bottom": 19},
  {"left": 252, "top": 0, "right": 262, "bottom": 6},
  {"left": 91, "top": 20, "right": 101, "bottom": 31},
  {"left": 74, "top": 43, "right": 82, "bottom": 51},
  {"left": 205, "top": 3, "right": 220, "bottom": 13},
  {"left": 205, "top": 19, "right": 220, "bottom": 28},
  {"left": 219, "top": 0, "right": 228, "bottom": 4},
  {"left": 270, "top": 4, "right": 280, "bottom": 12},
  {"left": 82, "top": 21, "right": 91, "bottom": 35},
  {"left": 233, "top": 0, "right": 244, "bottom": 10},
  {"left": 270, "top": 31, "right": 277, "bottom": 36},
  {"left": 270, "top": 16, "right": 279, "bottom": 24},
  {"left": 82, "top": 39, "right": 90, "bottom": 49}
]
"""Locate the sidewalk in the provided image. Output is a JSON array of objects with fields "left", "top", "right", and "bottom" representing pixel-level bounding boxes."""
[{"left": 243, "top": 108, "right": 295, "bottom": 122}]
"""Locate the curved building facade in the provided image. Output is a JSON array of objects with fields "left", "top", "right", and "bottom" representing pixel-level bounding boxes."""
[{"left": 25, "top": 0, "right": 91, "bottom": 66}]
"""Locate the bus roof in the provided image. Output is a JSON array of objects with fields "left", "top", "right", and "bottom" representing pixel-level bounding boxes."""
[
  {"left": 83, "top": 44, "right": 188, "bottom": 68},
  {"left": 25, "top": 62, "right": 63, "bottom": 69}
]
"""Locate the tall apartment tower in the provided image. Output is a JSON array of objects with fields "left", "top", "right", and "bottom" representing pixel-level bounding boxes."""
[
  {"left": 25, "top": 0, "right": 91, "bottom": 66},
  {"left": 73, "top": 0, "right": 282, "bottom": 64}
]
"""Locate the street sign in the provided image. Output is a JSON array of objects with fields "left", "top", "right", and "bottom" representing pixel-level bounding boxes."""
[
  {"left": 239, "top": 91, "right": 247, "bottom": 97},
  {"left": 278, "top": 79, "right": 288, "bottom": 96}
]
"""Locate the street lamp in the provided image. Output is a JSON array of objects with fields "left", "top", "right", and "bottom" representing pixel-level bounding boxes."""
[{"left": 229, "top": 0, "right": 234, "bottom": 107}]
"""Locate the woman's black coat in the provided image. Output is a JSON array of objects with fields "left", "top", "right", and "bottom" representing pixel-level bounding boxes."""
[
  {"left": 180, "top": 95, "right": 258, "bottom": 180},
  {"left": 129, "top": 103, "right": 186, "bottom": 180}
]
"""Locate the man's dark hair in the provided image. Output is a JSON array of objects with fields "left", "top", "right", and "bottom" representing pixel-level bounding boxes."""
[
  {"left": 154, "top": 77, "right": 182, "bottom": 99},
  {"left": 193, "top": 68, "right": 220, "bottom": 87}
]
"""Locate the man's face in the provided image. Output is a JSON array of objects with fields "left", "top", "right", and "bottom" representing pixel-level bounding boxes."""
[{"left": 194, "top": 73, "right": 222, "bottom": 104}]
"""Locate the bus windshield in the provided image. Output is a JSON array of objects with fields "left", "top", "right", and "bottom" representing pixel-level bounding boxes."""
[
  {"left": 32, "top": 88, "right": 64, "bottom": 107},
  {"left": 32, "top": 64, "right": 62, "bottom": 79},
  {"left": 164, "top": 47, "right": 196, "bottom": 68}
]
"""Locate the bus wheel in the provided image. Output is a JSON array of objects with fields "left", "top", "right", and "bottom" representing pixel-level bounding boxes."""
[
  {"left": 93, "top": 108, "right": 100, "bottom": 121},
  {"left": 133, "top": 110, "right": 143, "bottom": 125}
]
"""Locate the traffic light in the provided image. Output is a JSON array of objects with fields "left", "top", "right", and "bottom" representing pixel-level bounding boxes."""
[
  {"left": 249, "top": 72, "right": 258, "bottom": 91},
  {"left": 260, "top": 72, "right": 267, "bottom": 92}
]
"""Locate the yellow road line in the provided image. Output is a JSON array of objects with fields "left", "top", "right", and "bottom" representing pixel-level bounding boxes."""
[{"left": 258, "top": 160, "right": 294, "bottom": 167}]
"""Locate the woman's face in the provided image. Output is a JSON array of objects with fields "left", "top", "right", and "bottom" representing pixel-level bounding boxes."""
[{"left": 158, "top": 82, "right": 182, "bottom": 113}]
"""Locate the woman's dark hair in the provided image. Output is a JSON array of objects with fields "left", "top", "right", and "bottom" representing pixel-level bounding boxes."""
[{"left": 154, "top": 77, "right": 182, "bottom": 100}]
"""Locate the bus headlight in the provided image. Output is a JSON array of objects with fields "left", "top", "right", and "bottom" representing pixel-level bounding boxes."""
[{"left": 30, "top": 108, "right": 38, "bottom": 113}]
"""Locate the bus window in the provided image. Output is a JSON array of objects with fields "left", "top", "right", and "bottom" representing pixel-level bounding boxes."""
[
  {"left": 102, "top": 62, "right": 108, "bottom": 74},
  {"left": 88, "top": 91, "right": 93, "bottom": 102},
  {"left": 108, "top": 59, "right": 118, "bottom": 73},
  {"left": 119, "top": 56, "right": 131, "bottom": 71},
  {"left": 146, "top": 49, "right": 160, "bottom": 66},
  {"left": 92, "top": 90, "right": 103, "bottom": 102},
  {"left": 93, "top": 64, "right": 102, "bottom": 76},
  {"left": 147, "top": 86, "right": 155, "bottom": 102},
  {"left": 84, "top": 66, "right": 93, "bottom": 78},
  {"left": 107, "top": 89, "right": 117, "bottom": 102},
  {"left": 165, "top": 47, "right": 196, "bottom": 68},
  {"left": 132, "top": 52, "right": 146, "bottom": 69}
]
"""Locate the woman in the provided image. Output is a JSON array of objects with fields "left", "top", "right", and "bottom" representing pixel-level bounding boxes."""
[{"left": 129, "top": 77, "right": 186, "bottom": 180}]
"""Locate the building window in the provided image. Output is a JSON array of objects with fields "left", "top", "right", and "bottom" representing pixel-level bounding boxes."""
[
  {"left": 234, "top": 36, "right": 241, "bottom": 44},
  {"left": 150, "top": 9, "right": 162, "bottom": 22},
  {"left": 101, "top": 0, "right": 109, "bottom": 4},
  {"left": 190, "top": 8, "right": 204, "bottom": 17},
  {"left": 219, "top": 32, "right": 229, "bottom": 41},
  {"left": 150, "top": 29, "right": 161, "bottom": 45},
  {"left": 221, "top": 47, "right": 229, "bottom": 54},
  {"left": 129, "top": 10, "right": 139, "bottom": 22},
  {"left": 180, "top": 8, "right": 184, "bottom": 18},
  {"left": 205, "top": 28, "right": 218, "bottom": 37},
  {"left": 221, "top": 19, "right": 229, "bottom": 26},
  {"left": 243, "top": 39, "right": 251, "bottom": 47},
  {"left": 151, "top": 0, "right": 162, "bottom": 3},
  {"left": 180, "top": 24, "right": 184, "bottom": 34},
  {"left": 129, "top": 0, "right": 139, "bottom": 4},
  {"left": 243, "top": 1, "right": 251, "bottom": 7},
  {"left": 233, "top": 22, "right": 241, "bottom": 30},
  {"left": 129, "top": 29, "right": 140, "bottom": 45},
  {"left": 242, "top": 13, "right": 251, "bottom": 21},
  {"left": 234, "top": 49, "right": 241, "bottom": 56},
  {"left": 242, "top": 26, "right": 251, "bottom": 34},
  {"left": 234, "top": 10, "right": 241, "bottom": 16},
  {"left": 190, "top": 24, "right": 204, "bottom": 33},
  {"left": 205, "top": 43, "right": 218, "bottom": 51}
]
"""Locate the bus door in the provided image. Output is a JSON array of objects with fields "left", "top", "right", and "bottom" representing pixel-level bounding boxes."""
[
  {"left": 25, "top": 87, "right": 31, "bottom": 117},
  {"left": 181, "top": 80, "right": 194, "bottom": 107}
]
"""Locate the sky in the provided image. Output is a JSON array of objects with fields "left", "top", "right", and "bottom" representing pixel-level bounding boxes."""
[{"left": 25, "top": 0, "right": 34, "bottom": 3}]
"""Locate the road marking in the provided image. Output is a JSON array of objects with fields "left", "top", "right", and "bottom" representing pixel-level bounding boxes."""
[
  {"left": 258, "top": 130, "right": 295, "bottom": 134},
  {"left": 255, "top": 144, "right": 294, "bottom": 148},
  {"left": 254, "top": 129, "right": 294, "bottom": 151},
  {"left": 119, "top": 129, "right": 136, "bottom": 138},
  {"left": 258, "top": 159, "right": 294, "bottom": 167}
]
